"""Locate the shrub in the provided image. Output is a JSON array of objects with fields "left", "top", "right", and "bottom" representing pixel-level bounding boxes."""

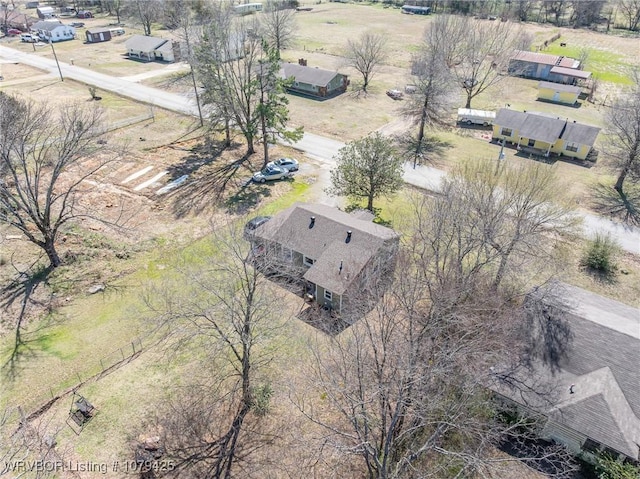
[{"left": 582, "top": 233, "right": 620, "bottom": 274}]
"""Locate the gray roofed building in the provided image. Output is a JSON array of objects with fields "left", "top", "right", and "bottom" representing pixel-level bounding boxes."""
[
  {"left": 492, "top": 283, "right": 640, "bottom": 462},
  {"left": 550, "top": 66, "right": 592, "bottom": 80},
  {"left": 562, "top": 122, "right": 601, "bottom": 148},
  {"left": 278, "top": 62, "right": 349, "bottom": 98},
  {"left": 125, "top": 35, "right": 174, "bottom": 62},
  {"left": 249, "top": 203, "right": 399, "bottom": 317},
  {"left": 492, "top": 109, "right": 601, "bottom": 160},
  {"left": 518, "top": 114, "right": 566, "bottom": 144}
]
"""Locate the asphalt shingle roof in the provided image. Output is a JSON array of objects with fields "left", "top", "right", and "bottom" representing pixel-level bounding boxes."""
[
  {"left": 279, "top": 63, "right": 343, "bottom": 87},
  {"left": 253, "top": 203, "right": 399, "bottom": 294},
  {"left": 492, "top": 284, "right": 640, "bottom": 459},
  {"left": 125, "top": 35, "right": 169, "bottom": 53},
  {"left": 562, "top": 121, "right": 601, "bottom": 147}
]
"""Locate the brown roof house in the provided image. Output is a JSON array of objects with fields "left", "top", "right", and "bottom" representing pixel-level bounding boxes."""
[
  {"left": 509, "top": 50, "right": 591, "bottom": 85},
  {"left": 492, "top": 108, "right": 600, "bottom": 161},
  {"left": 247, "top": 203, "right": 400, "bottom": 321},
  {"left": 490, "top": 283, "right": 640, "bottom": 464},
  {"left": 85, "top": 27, "right": 111, "bottom": 43},
  {"left": 279, "top": 62, "right": 349, "bottom": 98}
]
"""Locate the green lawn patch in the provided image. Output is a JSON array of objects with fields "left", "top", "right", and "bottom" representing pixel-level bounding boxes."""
[{"left": 542, "top": 44, "right": 634, "bottom": 85}]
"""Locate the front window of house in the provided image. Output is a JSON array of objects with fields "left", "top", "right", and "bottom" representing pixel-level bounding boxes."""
[
  {"left": 501, "top": 127, "right": 513, "bottom": 137},
  {"left": 528, "top": 139, "right": 535, "bottom": 147},
  {"left": 303, "top": 255, "right": 314, "bottom": 267},
  {"left": 324, "top": 290, "right": 332, "bottom": 301},
  {"left": 565, "top": 141, "right": 579, "bottom": 152}
]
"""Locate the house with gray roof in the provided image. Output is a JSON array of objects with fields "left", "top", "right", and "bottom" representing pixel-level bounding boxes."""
[
  {"left": 491, "top": 284, "right": 640, "bottom": 463},
  {"left": 247, "top": 203, "right": 399, "bottom": 317},
  {"left": 279, "top": 62, "right": 348, "bottom": 98},
  {"left": 492, "top": 108, "right": 600, "bottom": 160},
  {"left": 125, "top": 35, "right": 175, "bottom": 62}
]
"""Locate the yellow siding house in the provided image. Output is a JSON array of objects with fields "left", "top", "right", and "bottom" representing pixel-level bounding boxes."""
[{"left": 492, "top": 109, "right": 600, "bottom": 161}]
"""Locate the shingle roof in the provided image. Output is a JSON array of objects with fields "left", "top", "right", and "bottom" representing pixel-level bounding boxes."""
[
  {"left": 519, "top": 114, "right": 566, "bottom": 144},
  {"left": 492, "top": 284, "right": 640, "bottom": 459},
  {"left": 538, "top": 81, "right": 582, "bottom": 94},
  {"left": 33, "top": 20, "right": 64, "bottom": 31},
  {"left": 125, "top": 35, "right": 169, "bottom": 53},
  {"left": 494, "top": 109, "right": 600, "bottom": 147},
  {"left": 253, "top": 203, "right": 399, "bottom": 294},
  {"left": 550, "top": 66, "right": 591, "bottom": 79},
  {"left": 562, "top": 121, "right": 601, "bottom": 147},
  {"left": 547, "top": 367, "right": 640, "bottom": 458},
  {"left": 495, "top": 109, "right": 528, "bottom": 131},
  {"left": 279, "top": 63, "right": 343, "bottom": 87}
]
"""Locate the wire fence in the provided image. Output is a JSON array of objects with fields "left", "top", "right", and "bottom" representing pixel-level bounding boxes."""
[
  {"left": 20, "top": 336, "right": 146, "bottom": 421},
  {"left": 105, "top": 111, "right": 155, "bottom": 133}
]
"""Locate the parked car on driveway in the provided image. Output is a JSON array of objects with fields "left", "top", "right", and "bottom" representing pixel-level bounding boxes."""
[
  {"left": 243, "top": 216, "right": 271, "bottom": 239},
  {"left": 7, "top": 29, "right": 22, "bottom": 36},
  {"left": 70, "top": 22, "right": 85, "bottom": 28},
  {"left": 21, "top": 33, "right": 39, "bottom": 43},
  {"left": 252, "top": 165, "right": 291, "bottom": 183},
  {"left": 267, "top": 157, "right": 299, "bottom": 172}
]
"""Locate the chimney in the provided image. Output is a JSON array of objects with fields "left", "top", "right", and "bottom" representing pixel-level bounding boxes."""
[
  {"left": 309, "top": 216, "right": 315, "bottom": 228},
  {"left": 339, "top": 260, "right": 343, "bottom": 274},
  {"left": 346, "top": 230, "right": 352, "bottom": 243}
]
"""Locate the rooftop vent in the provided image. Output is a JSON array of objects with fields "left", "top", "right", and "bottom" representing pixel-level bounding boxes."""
[
  {"left": 309, "top": 216, "right": 315, "bottom": 228},
  {"left": 346, "top": 230, "right": 352, "bottom": 243}
]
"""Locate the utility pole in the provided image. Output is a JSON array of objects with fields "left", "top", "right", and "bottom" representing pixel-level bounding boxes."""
[
  {"left": 49, "top": 39, "right": 64, "bottom": 82},
  {"left": 495, "top": 140, "right": 505, "bottom": 175}
]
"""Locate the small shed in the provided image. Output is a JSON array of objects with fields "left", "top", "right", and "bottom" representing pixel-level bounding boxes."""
[
  {"left": 538, "top": 81, "right": 581, "bottom": 105},
  {"left": 36, "top": 6, "right": 54, "bottom": 19},
  {"left": 26, "top": 1, "right": 39, "bottom": 8},
  {"left": 85, "top": 27, "right": 112, "bottom": 43}
]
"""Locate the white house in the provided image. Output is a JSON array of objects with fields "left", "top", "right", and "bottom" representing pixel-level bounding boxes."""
[
  {"left": 32, "top": 20, "right": 75, "bottom": 42},
  {"left": 125, "top": 35, "right": 175, "bottom": 63}
]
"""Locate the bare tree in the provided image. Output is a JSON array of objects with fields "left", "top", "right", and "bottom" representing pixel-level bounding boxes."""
[
  {"left": 433, "top": 15, "right": 523, "bottom": 109},
  {"left": 619, "top": 0, "right": 640, "bottom": 31},
  {"left": 327, "top": 132, "right": 403, "bottom": 212},
  {"left": 297, "top": 190, "right": 578, "bottom": 477},
  {"left": 131, "top": 0, "right": 160, "bottom": 36},
  {"left": 605, "top": 71, "right": 640, "bottom": 211},
  {"left": 144, "top": 223, "right": 284, "bottom": 478},
  {"left": 260, "top": 0, "right": 297, "bottom": 56},
  {"left": 446, "top": 158, "right": 579, "bottom": 290},
  {"left": 403, "top": 25, "right": 457, "bottom": 165},
  {"left": 0, "top": 93, "right": 119, "bottom": 268},
  {"left": 344, "top": 31, "right": 388, "bottom": 94}
]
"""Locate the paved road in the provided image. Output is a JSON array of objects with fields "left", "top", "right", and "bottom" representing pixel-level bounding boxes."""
[{"left": 1, "top": 45, "right": 638, "bottom": 254}]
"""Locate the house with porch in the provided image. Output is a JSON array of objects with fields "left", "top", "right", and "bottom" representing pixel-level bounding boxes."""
[
  {"left": 491, "top": 284, "right": 640, "bottom": 465},
  {"left": 125, "top": 35, "right": 175, "bottom": 62},
  {"left": 247, "top": 203, "right": 400, "bottom": 317},
  {"left": 492, "top": 109, "right": 600, "bottom": 161},
  {"left": 279, "top": 62, "right": 349, "bottom": 98}
]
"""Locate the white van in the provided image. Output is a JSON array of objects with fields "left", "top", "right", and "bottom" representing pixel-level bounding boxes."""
[
  {"left": 457, "top": 108, "right": 496, "bottom": 126},
  {"left": 109, "top": 27, "right": 125, "bottom": 36},
  {"left": 21, "top": 33, "right": 39, "bottom": 43}
]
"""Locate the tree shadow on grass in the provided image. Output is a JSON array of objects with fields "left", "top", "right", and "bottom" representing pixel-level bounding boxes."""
[
  {"left": 164, "top": 139, "right": 259, "bottom": 219},
  {"left": 1, "top": 261, "right": 54, "bottom": 381},
  {"left": 394, "top": 133, "right": 453, "bottom": 167},
  {"left": 591, "top": 182, "right": 640, "bottom": 226}
]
